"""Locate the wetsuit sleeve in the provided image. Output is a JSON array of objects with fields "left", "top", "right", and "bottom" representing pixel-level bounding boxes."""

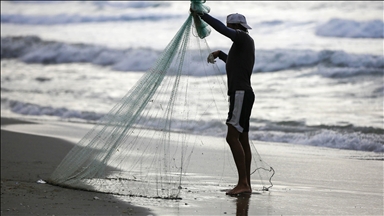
[
  {"left": 218, "top": 51, "right": 227, "bottom": 63},
  {"left": 200, "top": 13, "right": 236, "bottom": 41}
]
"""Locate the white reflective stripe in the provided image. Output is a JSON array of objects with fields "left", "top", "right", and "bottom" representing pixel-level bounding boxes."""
[{"left": 227, "top": 90, "right": 244, "bottom": 133}]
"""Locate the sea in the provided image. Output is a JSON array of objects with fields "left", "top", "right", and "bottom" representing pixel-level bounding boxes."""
[{"left": 1, "top": 1, "right": 383, "bottom": 153}]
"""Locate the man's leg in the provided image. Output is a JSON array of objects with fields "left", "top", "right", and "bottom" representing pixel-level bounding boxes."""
[
  {"left": 226, "top": 124, "right": 251, "bottom": 195},
  {"left": 239, "top": 132, "right": 252, "bottom": 190}
]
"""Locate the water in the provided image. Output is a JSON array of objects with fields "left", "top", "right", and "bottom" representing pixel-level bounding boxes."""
[{"left": 1, "top": 1, "right": 383, "bottom": 152}]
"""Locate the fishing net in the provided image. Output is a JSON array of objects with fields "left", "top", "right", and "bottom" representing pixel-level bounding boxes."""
[{"left": 47, "top": 0, "right": 274, "bottom": 199}]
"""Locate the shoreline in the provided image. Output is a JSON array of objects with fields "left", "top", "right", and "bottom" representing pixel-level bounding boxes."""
[
  {"left": 1, "top": 117, "right": 155, "bottom": 216},
  {"left": 1, "top": 117, "right": 383, "bottom": 215}
]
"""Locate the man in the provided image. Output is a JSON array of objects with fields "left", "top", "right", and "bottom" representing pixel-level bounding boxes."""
[{"left": 192, "top": 10, "right": 255, "bottom": 195}]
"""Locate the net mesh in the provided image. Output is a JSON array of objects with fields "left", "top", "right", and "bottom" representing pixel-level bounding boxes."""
[{"left": 47, "top": 0, "right": 274, "bottom": 199}]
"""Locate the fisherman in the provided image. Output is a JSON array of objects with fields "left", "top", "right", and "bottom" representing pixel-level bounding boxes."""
[{"left": 191, "top": 8, "right": 255, "bottom": 195}]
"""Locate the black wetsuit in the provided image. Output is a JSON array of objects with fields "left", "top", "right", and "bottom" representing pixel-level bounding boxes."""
[{"left": 201, "top": 13, "right": 255, "bottom": 96}]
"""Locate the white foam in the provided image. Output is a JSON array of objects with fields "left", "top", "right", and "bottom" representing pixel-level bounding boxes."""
[
  {"left": 1, "top": 13, "right": 180, "bottom": 25},
  {"left": 316, "top": 18, "right": 384, "bottom": 38},
  {"left": 252, "top": 130, "right": 384, "bottom": 153},
  {"left": 91, "top": 1, "right": 171, "bottom": 9},
  {"left": 255, "top": 49, "right": 384, "bottom": 75},
  {"left": 2, "top": 36, "right": 383, "bottom": 77},
  {"left": 3, "top": 98, "right": 383, "bottom": 152},
  {"left": 6, "top": 100, "right": 104, "bottom": 121}
]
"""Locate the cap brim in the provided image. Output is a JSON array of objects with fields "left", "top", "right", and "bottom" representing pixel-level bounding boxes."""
[{"left": 241, "top": 23, "right": 252, "bottom": 29}]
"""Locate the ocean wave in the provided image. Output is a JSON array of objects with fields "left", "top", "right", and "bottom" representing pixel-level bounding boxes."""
[
  {"left": 2, "top": 99, "right": 104, "bottom": 121},
  {"left": 1, "top": 36, "right": 161, "bottom": 72},
  {"left": 252, "top": 130, "right": 384, "bottom": 153},
  {"left": 254, "top": 49, "right": 384, "bottom": 73},
  {"left": 2, "top": 98, "right": 227, "bottom": 134},
  {"left": 251, "top": 119, "right": 384, "bottom": 152},
  {"left": 8, "top": 1, "right": 171, "bottom": 8},
  {"left": 316, "top": 18, "right": 384, "bottom": 38},
  {"left": 1, "top": 12, "right": 179, "bottom": 25},
  {"left": 254, "top": 119, "right": 384, "bottom": 135},
  {"left": 2, "top": 36, "right": 383, "bottom": 76},
  {"left": 314, "top": 67, "right": 383, "bottom": 78},
  {"left": 2, "top": 98, "right": 383, "bottom": 152},
  {"left": 91, "top": 1, "right": 171, "bottom": 9}
]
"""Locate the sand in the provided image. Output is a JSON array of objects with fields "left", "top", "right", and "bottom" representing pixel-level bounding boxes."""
[
  {"left": 1, "top": 117, "right": 383, "bottom": 215},
  {"left": 1, "top": 118, "right": 154, "bottom": 216}
]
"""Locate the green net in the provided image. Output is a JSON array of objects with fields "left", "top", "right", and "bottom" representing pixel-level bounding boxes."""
[
  {"left": 190, "top": 0, "right": 211, "bottom": 39},
  {"left": 47, "top": 0, "right": 274, "bottom": 199}
]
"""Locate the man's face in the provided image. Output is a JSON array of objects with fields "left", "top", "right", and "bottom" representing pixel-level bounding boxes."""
[{"left": 227, "top": 23, "right": 237, "bottom": 29}]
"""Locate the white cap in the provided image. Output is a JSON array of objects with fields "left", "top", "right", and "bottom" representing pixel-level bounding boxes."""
[{"left": 227, "top": 13, "right": 252, "bottom": 30}]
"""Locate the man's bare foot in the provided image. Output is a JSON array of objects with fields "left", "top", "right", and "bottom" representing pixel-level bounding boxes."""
[{"left": 226, "top": 184, "right": 252, "bottom": 195}]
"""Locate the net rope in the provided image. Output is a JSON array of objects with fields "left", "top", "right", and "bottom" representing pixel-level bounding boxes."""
[{"left": 47, "top": 0, "right": 274, "bottom": 199}]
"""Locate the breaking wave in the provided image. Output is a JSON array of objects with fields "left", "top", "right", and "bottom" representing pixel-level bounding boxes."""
[
  {"left": 316, "top": 18, "right": 384, "bottom": 38},
  {"left": 2, "top": 36, "right": 383, "bottom": 77},
  {"left": 1, "top": 13, "right": 180, "bottom": 25},
  {"left": 3, "top": 98, "right": 383, "bottom": 153},
  {"left": 252, "top": 130, "right": 383, "bottom": 153}
]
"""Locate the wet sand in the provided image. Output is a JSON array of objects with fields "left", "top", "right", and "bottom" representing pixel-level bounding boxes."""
[
  {"left": 1, "top": 118, "right": 154, "bottom": 216},
  {"left": 1, "top": 117, "right": 383, "bottom": 215}
]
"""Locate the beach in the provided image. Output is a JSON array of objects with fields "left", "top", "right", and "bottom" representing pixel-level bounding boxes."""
[
  {"left": 1, "top": 1, "right": 383, "bottom": 215},
  {"left": 1, "top": 117, "right": 382, "bottom": 215},
  {"left": 1, "top": 117, "right": 154, "bottom": 216}
]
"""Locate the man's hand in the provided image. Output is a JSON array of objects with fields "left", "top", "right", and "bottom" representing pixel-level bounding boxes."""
[
  {"left": 207, "top": 53, "right": 216, "bottom": 64},
  {"left": 190, "top": 6, "right": 204, "bottom": 16},
  {"left": 207, "top": 50, "right": 221, "bottom": 64}
]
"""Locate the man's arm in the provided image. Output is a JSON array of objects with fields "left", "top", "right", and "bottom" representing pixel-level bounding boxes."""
[
  {"left": 210, "top": 50, "right": 227, "bottom": 63},
  {"left": 200, "top": 13, "right": 236, "bottom": 41},
  {"left": 197, "top": 13, "right": 233, "bottom": 63}
]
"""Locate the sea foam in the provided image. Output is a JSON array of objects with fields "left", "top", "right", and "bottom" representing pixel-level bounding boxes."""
[
  {"left": 252, "top": 130, "right": 384, "bottom": 153},
  {"left": 316, "top": 18, "right": 384, "bottom": 38},
  {"left": 2, "top": 36, "right": 383, "bottom": 77},
  {"left": 4, "top": 98, "right": 383, "bottom": 153},
  {"left": 1, "top": 13, "right": 180, "bottom": 25}
]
